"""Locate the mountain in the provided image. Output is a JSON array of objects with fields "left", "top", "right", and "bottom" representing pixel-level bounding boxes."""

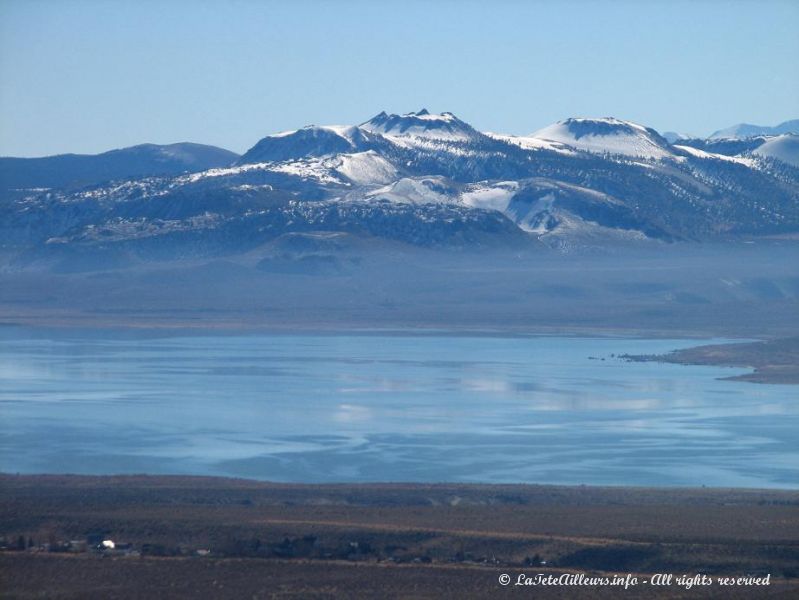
[
  {"left": 709, "top": 119, "right": 799, "bottom": 139},
  {"left": 662, "top": 131, "right": 693, "bottom": 144},
  {"left": 237, "top": 125, "right": 372, "bottom": 164},
  {"left": 0, "top": 143, "right": 239, "bottom": 195},
  {"left": 753, "top": 134, "right": 799, "bottom": 167},
  {"left": 3, "top": 109, "right": 799, "bottom": 271},
  {"left": 360, "top": 109, "right": 481, "bottom": 142},
  {"left": 529, "top": 118, "right": 673, "bottom": 159}
]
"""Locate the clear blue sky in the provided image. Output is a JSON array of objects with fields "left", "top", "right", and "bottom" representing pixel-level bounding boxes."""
[{"left": 1, "top": 0, "right": 798, "bottom": 157}]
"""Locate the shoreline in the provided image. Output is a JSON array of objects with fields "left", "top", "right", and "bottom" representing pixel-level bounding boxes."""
[
  {"left": 4, "top": 321, "right": 795, "bottom": 385},
  {"left": 4, "top": 472, "right": 799, "bottom": 494},
  {"left": 0, "top": 316, "right": 768, "bottom": 341},
  {"left": 622, "top": 336, "right": 799, "bottom": 384}
]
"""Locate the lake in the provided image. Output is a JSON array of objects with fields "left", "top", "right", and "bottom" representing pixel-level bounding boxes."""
[{"left": 0, "top": 329, "right": 796, "bottom": 488}]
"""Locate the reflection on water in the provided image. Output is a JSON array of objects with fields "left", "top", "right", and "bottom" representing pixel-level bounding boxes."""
[{"left": 0, "top": 329, "right": 796, "bottom": 488}]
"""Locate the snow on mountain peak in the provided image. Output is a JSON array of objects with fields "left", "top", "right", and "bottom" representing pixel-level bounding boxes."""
[
  {"left": 531, "top": 117, "right": 672, "bottom": 159},
  {"left": 709, "top": 119, "right": 799, "bottom": 140},
  {"left": 238, "top": 124, "right": 371, "bottom": 164},
  {"left": 270, "top": 124, "right": 360, "bottom": 141},
  {"left": 360, "top": 109, "right": 477, "bottom": 141},
  {"left": 662, "top": 131, "right": 694, "bottom": 144}
]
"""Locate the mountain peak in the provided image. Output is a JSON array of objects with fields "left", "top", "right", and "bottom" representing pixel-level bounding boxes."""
[
  {"left": 361, "top": 109, "right": 478, "bottom": 141},
  {"left": 753, "top": 133, "right": 799, "bottom": 167},
  {"left": 532, "top": 117, "right": 671, "bottom": 159},
  {"left": 559, "top": 117, "right": 649, "bottom": 135},
  {"left": 662, "top": 131, "right": 694, "bottom": 144},
  {"left": 238, "top": 124, "right": 370, "bottom": 164}
]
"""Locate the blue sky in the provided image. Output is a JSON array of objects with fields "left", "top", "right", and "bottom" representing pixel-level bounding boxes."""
[{"left": 1, "top": 0, "right": 798, "bottom": 156}]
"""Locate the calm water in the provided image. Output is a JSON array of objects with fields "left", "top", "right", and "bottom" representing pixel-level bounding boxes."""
[{"left": 0, "top": 329, "right": 796, "bottom": 488}]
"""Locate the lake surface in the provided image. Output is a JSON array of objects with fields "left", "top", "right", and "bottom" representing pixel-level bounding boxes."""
[{"left": 0, "top": 329, "right": 796, "bottom": 488}]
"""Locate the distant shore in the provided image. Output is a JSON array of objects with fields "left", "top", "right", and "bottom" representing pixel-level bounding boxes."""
[
  {"left": 621, "top": 336, "right": 799, "bottom": 384},
  {"left": 0, "top": 315, "right": 771, "bottom": 340},
  {"left": 4, "top": 320, "right": 797, "bottom": 385}
]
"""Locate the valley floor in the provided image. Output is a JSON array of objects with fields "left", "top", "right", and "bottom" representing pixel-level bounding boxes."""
[
  {"left": 2, "top": 242, "right": 798, "bottom": 340},
  {"left": 1, "top": 475, "right": 798, "bottom": 598}
]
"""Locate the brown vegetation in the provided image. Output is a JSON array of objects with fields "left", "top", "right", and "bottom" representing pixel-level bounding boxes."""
[
  {"left": 621, "top": 336, "right": 799, "bottom": 384},
  {"left": 1, "top": 475, "right": 798, "bottom": 598}
]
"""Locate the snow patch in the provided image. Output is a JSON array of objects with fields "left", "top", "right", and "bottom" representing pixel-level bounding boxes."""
[
  {"left": 366, "top": 176, "right": 455, "bottom": 205},
  {"left": 461, "top": 181, "right": 519, "bottom": 211},
  {"left": 333, "top": 151, "right": 398, "bottom": 185},
  {"left": 674, "top": 145, "right": 756, "bottom": 166},
  {"left": 486, "top": 132, "right": 576, "bottom": 155}
]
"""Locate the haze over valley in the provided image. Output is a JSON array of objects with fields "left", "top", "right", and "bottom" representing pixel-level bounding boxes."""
[{"left": 1, "top": 110, "right": 797, "bottom": 337}]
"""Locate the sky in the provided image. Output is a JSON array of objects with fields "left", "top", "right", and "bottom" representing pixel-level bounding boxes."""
[{"left": 1, "top": 0, "right": 798, "bottom": 157}]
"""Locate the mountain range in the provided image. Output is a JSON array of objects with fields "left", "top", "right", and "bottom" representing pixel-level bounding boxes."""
[
  {"left": 2, "top": 110, "right": 798, "bottom": 271},
  {"left": 709, "top": 119, "right": 799, "bottom": 140}
]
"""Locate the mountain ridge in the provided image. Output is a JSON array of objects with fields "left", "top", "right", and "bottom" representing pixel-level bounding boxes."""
[
  {"left": 709, "top": 119, "right": 799, "bottom": 140},
  {"left": 3, "top": 110, "right": 798, "bottom": 271},
  {"left": 0, "top": 142, "right": 239, "bottom": 195}
]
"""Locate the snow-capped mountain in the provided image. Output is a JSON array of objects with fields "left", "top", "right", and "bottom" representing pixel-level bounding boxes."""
[
  {"left": 3, "top": 109, "right": 799, "bottom": 269},
  {"left": 753, "top": 134, "right": 799, "bottom": 167},
  {"left": 360, "top": 109, "right": 481, "bottom": 142},
  {"left": 661, "top": 131, "right": 694, "bottom": 144},
  {"left": 529, "top": 118, "right": 673, "bottom": 159},
  {"left": 709, "top": 119, "right": 799, "bottom": 140},
  {"left": 237, "top": 125, "right": 374, "bottom": 164}
]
